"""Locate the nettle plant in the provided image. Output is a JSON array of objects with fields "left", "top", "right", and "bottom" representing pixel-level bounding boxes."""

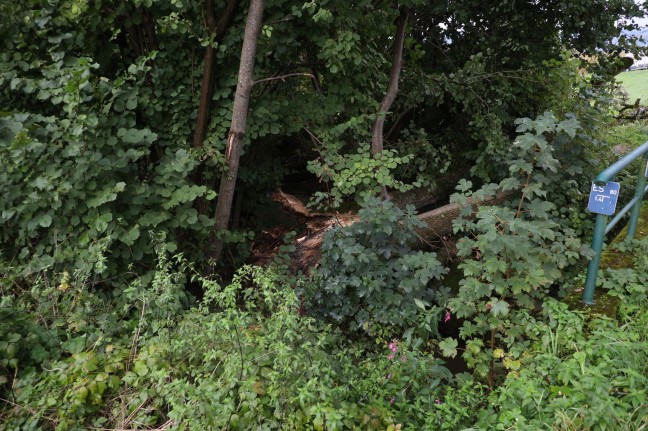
[{"left": 445, "top": 113, "right": 590, "bottom": 385}]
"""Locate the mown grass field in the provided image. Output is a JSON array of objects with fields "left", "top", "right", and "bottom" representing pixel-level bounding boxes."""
[{"left": 617, "top": 68, "right": 648, "bottom": 103}]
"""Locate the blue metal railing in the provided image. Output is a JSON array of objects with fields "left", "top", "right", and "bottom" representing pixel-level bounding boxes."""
[{"left": 583, "top": 141, "right": 648, "bottom": 305}]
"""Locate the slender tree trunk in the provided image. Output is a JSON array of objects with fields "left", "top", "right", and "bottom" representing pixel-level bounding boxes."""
[
  {"left": 210, "top": 0, "right": 265, "bottom": 263},
  {"left": 141, "top": 8, "right": 159, "bottom": 52},
  {"left": 192, "top": 0, "right": 240, "bottom": 149},
  {"left": 193, "top": 43, "right": 217, "bottom": 149},
  {"left": 192, "top": 0, "right": 239, "bottom": 216},
  {"left": 371, "top": 7, "right": 408, "bottom": 199},
  {"left": 371, "top": 7, "right": 409, "bottom": 158}
]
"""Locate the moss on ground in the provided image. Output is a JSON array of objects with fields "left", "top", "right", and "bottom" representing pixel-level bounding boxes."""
[{"left": 566, "top": 202, "right": 648, "bottom": 318}]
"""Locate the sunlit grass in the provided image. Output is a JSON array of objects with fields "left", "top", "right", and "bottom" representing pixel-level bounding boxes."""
[{"left": 617, "top": 69, "right": 648, "bottom": 104}]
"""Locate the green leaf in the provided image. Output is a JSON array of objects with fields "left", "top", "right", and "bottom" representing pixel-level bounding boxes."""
[
  {"left": 499, "top": 177, "right": 520, "bottom": 191},
  {"left": 489, "top": 299, "right": 510, "bottom": 317},
  {"left": 121, "top": 371, "right": 137, "bottom": 384},
  {"left": 62, "top": 336, "right": 86, "bottom": 354},
  {"left": 94, "top": 212, "right": 113, "bottom": 232},
  {"left": 414, "top": 298, "right": 428, "bottom": 310},
  {"left": 439, "top": 337, "right": 458, "bottom": 358},
  {"left": 125, "top": 96, "right": 137, "bottom": 110},
  {"left": 514, "top": 117, "right": 533, "bottom": 133},
  {"left": 457, "top": 179, "right": 473, "bottom": 192},
  {"left": 133, "top": 361, "right": 149, "bottom": 377},
  {"left": 88, "top": 190, "right": 117, "bottom": 208},
  {"left": 526, "top": 199, "right": 554, "bottom": 219},
  {"left": 38, "top": 214, "right": 52, "bottom": 228},
  {"left": 120, "top": 225, "right": 140, "bottom": 245},
  {"left": 557, "top": 117, "right": 580, "bottom": 138},
  {"left": 466, "top": 339, "right": 483, "bottom": 355}
]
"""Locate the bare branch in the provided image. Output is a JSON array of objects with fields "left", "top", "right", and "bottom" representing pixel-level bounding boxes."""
[
  {"left": 253, "top": 72, "right": 314, "bottom": 85},
  {"left": 303, "top": 127, "right": 323, "bottom": 146},
  {"left": 267, "top": 16, "right": 295, "bottom": 25}
]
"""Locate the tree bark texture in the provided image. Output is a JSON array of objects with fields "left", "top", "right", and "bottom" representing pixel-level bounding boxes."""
[
  {"left": 192, "top": 0, "right": 240, "bottom": 149},
  {"left": 414, "top": 188, "right": 519, "bottom": 240},
  {"left": 371, "top": 7, "right": 408, "bottom": 158},
  {"left": 211, "top": 0, "right": 265, "bottom": 262}
]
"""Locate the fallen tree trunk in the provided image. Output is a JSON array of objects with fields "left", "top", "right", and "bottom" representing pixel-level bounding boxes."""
[
  {"left": 415, "top": 188, "right": 519, "bottom": 239},
  {"left": 251, "top": 187, "right": 518, "bottom": 272},
  {"left": 390, "top": 163, "right": 470, "bottom": 211}
]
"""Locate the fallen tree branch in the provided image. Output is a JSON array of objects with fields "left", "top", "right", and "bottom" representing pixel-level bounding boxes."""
[
  {"left": 251, "top": 186, "right": 519, "bottom": 272},
  {"left": 615, "top": 99, "right": 647, "bottom": 120},
  {"left": 390, "top": 163, "right": 470, "bottom": 211}
]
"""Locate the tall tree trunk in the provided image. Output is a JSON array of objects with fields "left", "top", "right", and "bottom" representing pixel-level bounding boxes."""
[
  {"left": 192, "top": 0, "right": 240, "bottom": 149},
  {"left": 210, "top": 0, "right": 265, "bottom": 263},
  {"left": 371, "top": 7, "right": 409, "bottom": 198},
  {"left": 141, "top": 8, "right": 159, "bottom": 52},
  {"left": 193, "top": 44, "right": 217, "bottom": 150}
]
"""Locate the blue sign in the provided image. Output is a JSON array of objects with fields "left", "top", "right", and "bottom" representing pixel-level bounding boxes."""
[{"left": 588, "top": 181, "right": 620, "bottom": 216}]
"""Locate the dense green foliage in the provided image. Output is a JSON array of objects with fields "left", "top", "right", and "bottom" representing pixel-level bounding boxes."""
[
  {"left": 1, "top": 0, "right": 645, "bottom": 272},
  {"left": 447, "top": 114, "right": 590, "bottom": 381},
  {"left": 2, "top": 236, "right": 647, "bottom": 429},
  {"left": 304, "top": 199, "right": 447, "bottom": 336},
  {"left": 481, "top": 297, "right": 648, "bottom": 430},
  {"left": 1, "top": 254, "right": 459, "bottom": 430},
  {"left": 2, "top": 0, "right": 648, "bottom": 429}
]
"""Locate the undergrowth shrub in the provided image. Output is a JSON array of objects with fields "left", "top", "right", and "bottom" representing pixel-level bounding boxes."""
[
  {"left": 1, "top": 243, "right": 461, "bottom": 430},
  {"left": 476, "top": 297, "right": 648, "bottom": 431},
  {"left": 445, "top": 113, "right": 591, "bottom": 384},
  {"left": 2, "top": 163, "right": 646, "bottom": 431},
  {"left": 598, "top": 237, "right": 648, "bottom": 311},
  {"left": 303, "top": 198, "right": 448, "bottom": 337}
]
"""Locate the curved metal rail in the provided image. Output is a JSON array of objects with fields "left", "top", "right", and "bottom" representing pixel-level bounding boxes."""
[{"left": 583, "top": 141, "right": 648, "bottom": 305}]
